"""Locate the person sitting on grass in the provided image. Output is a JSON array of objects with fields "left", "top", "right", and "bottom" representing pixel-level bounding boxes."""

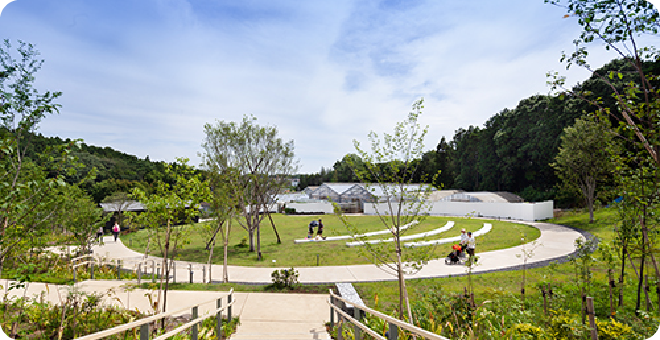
[{"left": 308, "top": 220, "right": 318, "bottom": 239}]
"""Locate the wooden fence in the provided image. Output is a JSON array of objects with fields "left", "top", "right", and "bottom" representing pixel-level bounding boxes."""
[{"left": 75, "top": 289, "right": 234, "bottom": 340}]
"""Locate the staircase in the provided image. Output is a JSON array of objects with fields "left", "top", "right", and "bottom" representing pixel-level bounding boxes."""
[{"left": 229, "top": 292, "right": 331, "bottom": 340}]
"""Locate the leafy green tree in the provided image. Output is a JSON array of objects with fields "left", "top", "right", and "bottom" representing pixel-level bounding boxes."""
[
  {"left": 101, "top": 191, "right": 134, "bottom": 226},
  {"left": 129, "top": 158, "right": 209, "bottom": 318},
  {"left": 59, "top": 185, "right": 109, "bottom": 255},
  {"left": 552, "top": 117, "right": 619, "bottom": 222},
  {"left": 201, "top": 115, "right": 297, "bottom": 260},
  {"left": 340, "top": 98, "right": 438, "bottom": 321},
  {"left": 0, "top": 40, "right": 69, "bottom": 277},
  {"left": 545, "top": 0, "right": 660, "bottom": 314}
]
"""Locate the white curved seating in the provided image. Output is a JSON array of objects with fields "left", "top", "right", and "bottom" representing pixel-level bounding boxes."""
[
  {"left": 404, "top": 223, "right": 492, "bottom": 247},
  {"left": 293, "top": 220, "right": 419, "bottom": 244},
  {"left": 346, "top": 221, "right": 454, "bottom": 247}
]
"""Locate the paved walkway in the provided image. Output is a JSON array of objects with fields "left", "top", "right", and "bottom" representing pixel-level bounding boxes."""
[
  {"left": 81, "top": 221, "right": 583, "bottom": 284},
  {"left": 9, "top": 220, "right": 582, "bottom": 339}
]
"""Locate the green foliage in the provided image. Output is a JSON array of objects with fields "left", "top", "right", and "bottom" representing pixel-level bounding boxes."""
[
  {"left": 202, "top": 114, "right": 298, "bottom": 258},
  {"left": 596, "top": 317, "right": 635, "bottom": 340},
  {"left": 552, "top": 117, "right": 620, "bottom": 222},
  {"left": 268, "top": 267, "right": 299, "bottom": 290}
]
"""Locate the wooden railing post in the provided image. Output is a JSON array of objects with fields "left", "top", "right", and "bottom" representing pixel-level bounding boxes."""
[
  {"left": 73, "top": 265, "right": 77, "bottom": 283},
  {"left": 216, "top": 298, "right": 223, "bottom": 339},
  {"left": 173, "top": 261, "right": 176, "bottom": 283},
  {"left": 330, "top": 295, "right": 334, "bottom": 329},
  {"left": 189, "top": 265, "right": 194, "bottom": 283},
  {"left": 90, "top": 259, "right": 95, "bottom": 279},
  {"left": 140, "top": 323, "right": 149, "bottom": 340},
  {"left": 203, "top": 265, "right": 206, "bottom": 283},
  {"left": 191, "top": 306, "right": 199, "bottom": 340},
  {"left": 586, "top": 297, "right": 598, "bottom": 340},
  {"left": 388, "top": 322, "right": 398, "bottom": 340},
  {"left": 354, "top": 306, "right": 361, "bottom": 340},
  {"left": 137, "top": 264, "right": 142, "bottom": 285},
  {"left": 337, "top": 314, "right": 343, "bottom": 340},
  {"left": 228, "top": 292, "right": 233, "bottom": 322},
  {"left": 116, "top": 260, "right": 121, "bottom": 280}
]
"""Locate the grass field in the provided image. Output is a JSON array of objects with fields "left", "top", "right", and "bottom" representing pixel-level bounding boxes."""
[
  {"left": 352, "top": 207, "right": 659, "bottom": 337},
  {"left": 124, "top": 214, "right": 540, "bottom": 268}
]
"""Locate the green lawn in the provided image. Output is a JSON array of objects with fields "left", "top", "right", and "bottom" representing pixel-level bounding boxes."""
[
  {"left": 353, "top": 207, "right": 659, "bottom": 338},
  {"left": 124, "top": 214, "right": 540, "bottom": 268}
]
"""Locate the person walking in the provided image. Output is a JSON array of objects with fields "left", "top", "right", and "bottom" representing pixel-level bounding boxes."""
[
  {"left": 112, "top": 222, "right": 120, "bottom": 242},
  {"left": 96, "top": 226, "right": 104, "bottom": 242},
  {"left": 466, "top": 231, "right": 476, "bottom": 262},
  {"left": 459, "top": 228, "right": 468, "bottom": 255}
]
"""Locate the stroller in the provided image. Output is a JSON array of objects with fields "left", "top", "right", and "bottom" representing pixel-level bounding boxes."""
[{"left": 445, "top": 244, "right": 466, "bottom": 265}]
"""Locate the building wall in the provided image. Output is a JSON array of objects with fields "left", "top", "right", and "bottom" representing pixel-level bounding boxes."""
[
  {"left": 286, "top": 202, "right": 335, "bottom": 214},
  {"left": 363, "top": 200, "right": 554, "bottom": 221}
]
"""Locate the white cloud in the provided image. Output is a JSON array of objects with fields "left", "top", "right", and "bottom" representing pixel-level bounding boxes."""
[
  {"left": 0, "top": 0, "right": 11, "bottom": 13},
  {"left": 0, "top": 0, "right": 656, "bottom": 173}
]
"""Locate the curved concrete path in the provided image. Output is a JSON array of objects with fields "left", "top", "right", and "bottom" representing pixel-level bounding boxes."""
[
  {"left": 83, "top": 220, "right": 582, "bottom": 284},
  {"left": 8, "top": 220, "right": 583, "bottom": 340}
]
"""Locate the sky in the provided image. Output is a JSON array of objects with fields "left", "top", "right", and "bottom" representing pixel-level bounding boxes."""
[{"left": 0, "top": 0, "right": 658, "bottom": 174}]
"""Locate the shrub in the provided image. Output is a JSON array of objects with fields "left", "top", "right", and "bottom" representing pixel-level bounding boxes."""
[{"left": 269, "top": 267, "right": 299, "bottom": 290}]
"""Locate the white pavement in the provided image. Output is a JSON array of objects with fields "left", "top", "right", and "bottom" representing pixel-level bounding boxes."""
[
  {"left": 0, "top": 279, "right": 331, "bottom": 340},
  {"left": 80, "top": 221, "right": 583, "bottom": 285}
]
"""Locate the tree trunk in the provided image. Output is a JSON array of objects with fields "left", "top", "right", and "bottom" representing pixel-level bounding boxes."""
[
  {"left": 619, "top": 243, "right": 627, "bottom": 307},
  {"left": 248, "top": 228, "right": 254, "bottom": 252},
  {"left": 0, "top": 217, "right": 8, "bottom": 278},
  {"left": 205, "top": 221, "right": 224, "bottom": 250},
  {"left": 636, "top": 232, "right": 646, "bottom": 315},
  {"left": 396, "top": 247, "right": 405, "bottom": 321},
  {"left": 223, "top": 218, "right": 231, "bottom": 283},
  {"left": 257, "top": 221, "right": 262, "bottom": 261},
  {"left": 160, "top": 221, "right": 171, "bottom": 324},
  {"left": 267, "top": 212, "right": 281, "bottom": 244},
  {"left": 208, "top": 238, "right": 214, "bottom": 284},
  {"left": 641, "top": 225, "right": 660, "bottom": 311}
]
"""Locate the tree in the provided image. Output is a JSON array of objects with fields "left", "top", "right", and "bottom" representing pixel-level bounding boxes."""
[
  {"left": 340, "top": 98, "right": 437, "bottom": 321},
  {"left": 201, "top": 168, "right": 240, "bottom": 283},
  {"left": 59, "top": 185, "right": 109, "bottom": 256},
  {"left": 101, "top": 191, "right": 134, "bottom": 226},
  {"left": 545, "top": 0, "right": 660, "bottom": 315},
  {"left": 129, "top": 158, "right": 209, "bottom": 321},
  {"left": 201, "top": 115, "right": 297, "bottom": 260},
  {"left": 552, "top": 117, "right": 619, "bottom": 222},
  {"left": 0, "top": 40, "right": 68, "bottom": 277}
]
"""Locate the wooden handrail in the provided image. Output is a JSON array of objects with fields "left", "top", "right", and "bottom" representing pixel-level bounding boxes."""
[
  {"left": 75, "top": 288, "right": 233, "bottom": 340},
  {"left": 331, "top": 299, "right": 386, "bottom": 340},
  {"left": 329, "top": 290, "right": 449, "bottom": 340}
]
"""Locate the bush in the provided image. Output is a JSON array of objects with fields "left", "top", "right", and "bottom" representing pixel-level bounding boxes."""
[
  {"left": 269, "top": 267, "right": 299, "bottom": 290},
  {"left": 284, "top": 207, "right": 296, "bottom": 214}
]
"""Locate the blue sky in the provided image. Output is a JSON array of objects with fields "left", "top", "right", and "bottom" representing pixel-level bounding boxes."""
[{"left": 0, "top": 0, "right": 658, "bottom": 173}]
